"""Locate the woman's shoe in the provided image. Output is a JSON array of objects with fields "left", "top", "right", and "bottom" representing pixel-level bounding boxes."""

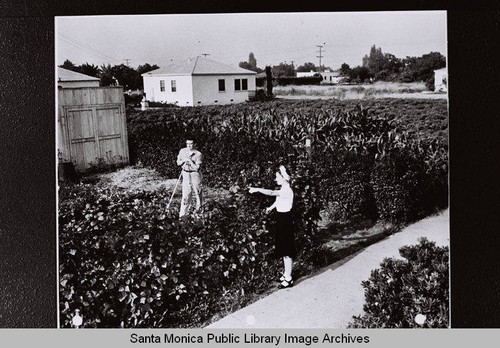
[{"left": 278, "top": 278, "right": 293, "bottom": 289}]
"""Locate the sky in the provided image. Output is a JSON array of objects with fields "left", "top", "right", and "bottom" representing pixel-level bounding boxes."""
[{"left": 55, "top": 11, "right": 447, "bottom": 70}]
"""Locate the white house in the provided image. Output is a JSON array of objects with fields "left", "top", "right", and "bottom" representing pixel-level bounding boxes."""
[
  {"left": 57, "top": 67, "right": 100, "bottom": 88},
  {"left": 320, "top": 70, "right": 342, "bottom": 84},
  {"left": 296, "top": 70, "right": 318, "bottom": 78},
  {"left": 434, "top": 67, "right": 448, "bottom": 92},
  {"left": 142, "top": 56, "right": 257, "bottom": 106}
]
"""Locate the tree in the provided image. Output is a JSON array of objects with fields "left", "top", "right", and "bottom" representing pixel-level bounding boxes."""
[
  {"left": 349, "top": 66, "right": 371, "bottom": 82},
  {"left": 239, "top": 61, "right": 254, "bottom": 71},
  {"left": 99, "top": 64, "right": 115, "bottom": 87},
  {"left": 271, "top": 62, "right": 295, "bottom": 77},
  {"left": 78, "top": 62, "right": 100, "bottom": 78},
  {"left": 363, "top": 45, "right": 383, "bottom": 69},
  {"left": 136, "top": 63, "right": 159, "bottom": 75},
  {"left": 340, "top": 63, "right": 351, "bottom": 76},
  {"left": 136, "top": 63, "right": 159, "bottom": 89},
  {"left": 400, "top": 52, "right": 446, "bottom": 83},
  {"left": 296, "top": 62, "right": 317, "bottom": 72},
  {"left": 110, "top": 64, "right": 141, "bottom": 90},
  {"left": 60, "top": 59, "right": 78, "bottom": 72},
  {"left": 265, "top": 66, "right": 273, "bottom": 97},
  {"left": 248, "top": 52, "right": 257, "bottom": 71},
  {"left": 239, "top": 52, "right": 262, "bottom": 73}
]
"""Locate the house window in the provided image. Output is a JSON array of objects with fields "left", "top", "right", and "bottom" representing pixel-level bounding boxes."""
[
  {"left": 234, "top": 78, "right": 248, "bottom": 91},
  {"left": 218, "top": 79, "right": 225, "bottom": 92},
  {"left": 160, "top": 80, "right": 165, "bottom": 92},
  {"left": 171, "top": 80, "right": 176, "bottom": 92}
]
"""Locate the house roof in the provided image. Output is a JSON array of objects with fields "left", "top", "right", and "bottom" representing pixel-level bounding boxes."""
[
  {"left": 142, "top": 56, "right": 256, "bottom": 76},
  {"left": 57, "top": 67, "right": 100, "bottom": 82}
]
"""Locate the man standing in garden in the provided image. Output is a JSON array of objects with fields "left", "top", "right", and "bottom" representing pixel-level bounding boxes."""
[{"left": 176, "top": 139, "right": 203, "bottom": 217}]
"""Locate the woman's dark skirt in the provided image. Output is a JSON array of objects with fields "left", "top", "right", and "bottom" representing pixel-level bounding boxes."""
[{"left": 274, "top": 211, "right": 297, "bottom": 258}]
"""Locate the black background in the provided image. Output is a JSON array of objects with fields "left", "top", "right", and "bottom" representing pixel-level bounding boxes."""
[{"left": 1, "top": 1, "right": 499, "bottom": 328}]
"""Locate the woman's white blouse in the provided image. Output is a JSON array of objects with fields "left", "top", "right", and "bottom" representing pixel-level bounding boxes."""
[{"left": 275, "top": 184, "right": 294, "bottom": 212}]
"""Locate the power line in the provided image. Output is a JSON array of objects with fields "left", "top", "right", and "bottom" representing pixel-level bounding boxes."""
[{"left": 57, "top": 32, "right": 122, "bottom": 64}]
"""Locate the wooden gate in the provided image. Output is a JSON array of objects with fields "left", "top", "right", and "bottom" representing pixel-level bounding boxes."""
[{"left": 58, "top": 87, "right": 129, "bottom": 171}]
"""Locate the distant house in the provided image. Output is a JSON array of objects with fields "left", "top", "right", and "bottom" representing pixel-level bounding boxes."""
[
  {"left": 319, "top": 70, "right": 342, "bottom": 84},
  {"left": 296, "top": 70, "right": 318, "bottom": 78},
  {"left": 142, "top": 56, "right": 257, "bottom": 106},
  {"left": 57, "top": 67, "right": 100, "bottom": 88},
  {"left": 434, "top": 68, "right": 448, "bottom": 92}
]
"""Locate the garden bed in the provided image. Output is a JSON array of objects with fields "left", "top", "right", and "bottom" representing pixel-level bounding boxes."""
[
  {"left": 60, "top": 98, "right": 448, "bottom": 328},
  {"left": 59, "top": 166, "right": 397, "bottom": 328}
]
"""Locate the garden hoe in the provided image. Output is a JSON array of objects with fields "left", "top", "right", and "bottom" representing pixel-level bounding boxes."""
[{"left": 166, "top": 171, "right": 183, "bottom": 210}]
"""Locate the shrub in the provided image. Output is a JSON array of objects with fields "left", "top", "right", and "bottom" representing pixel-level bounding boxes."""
[
  {"left": 124, "top": 93, "right": 142, "bottom": 106},
  {"left": 349, "top": 238, "right": 449, "bottom": 328},
  {"left": 59, "top": 184, "right": 272, "bottom": 327},
  {"left": 276, "top": 76, "right": 323, "bottom": 86},
  {"left": 58, "top": 180, "right": 320, "bottom": 328},
  {"left": 248, "top": 89, "right": 268, "bottom": 102},
  {"left": 370, "top": 147, "right": 434, "bottom": 223},
  {"left": 425, "top": 76, "right": 435, "bottom": 91}
]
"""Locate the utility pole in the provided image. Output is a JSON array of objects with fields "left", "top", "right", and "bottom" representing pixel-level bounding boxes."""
[
  {"left": 316, "top": 45, "right": 324, "bottom": 73},
  {"left": 290, "top": 60, "right": 295, "bottom": 75},
  {"left": 201, "top": 53, "right": 210, "bottom": 57},
  {"left": 123, "top": 58, "right": 131, "bottom": 66}
]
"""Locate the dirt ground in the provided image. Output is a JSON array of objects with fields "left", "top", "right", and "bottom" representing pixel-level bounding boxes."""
[
  {"left": 98, "top": 167, "right": 178, "bottom": 192},
  {"left": 95, "top": 166, "right": 231, "bottom": 206}
]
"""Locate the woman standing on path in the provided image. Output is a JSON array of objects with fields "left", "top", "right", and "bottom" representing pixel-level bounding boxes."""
[{"left": 249, "top": 165, "right": 296, "bottom": 289}]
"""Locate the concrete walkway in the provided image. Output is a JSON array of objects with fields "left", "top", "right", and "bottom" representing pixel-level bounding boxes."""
[{"left": 206, "top": 209, "right": 449, "bottom": 328}]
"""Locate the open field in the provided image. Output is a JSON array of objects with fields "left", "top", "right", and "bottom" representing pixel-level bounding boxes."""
[{"left": 273, "top": 82, "right": 447, "bottom": 100}]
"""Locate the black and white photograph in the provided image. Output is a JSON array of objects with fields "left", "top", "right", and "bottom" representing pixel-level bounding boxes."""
[{"left": 56, "top": 11, "right": 450, "bottom": 329}]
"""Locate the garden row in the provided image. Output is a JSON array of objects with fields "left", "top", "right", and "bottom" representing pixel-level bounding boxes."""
[{"left": 128, "top": 98, "right": 448, "bottom": 223}]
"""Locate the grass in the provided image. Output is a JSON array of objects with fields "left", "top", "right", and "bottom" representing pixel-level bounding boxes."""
[{"left": 273, "top": 81, "right": 441, "bottom": 100}]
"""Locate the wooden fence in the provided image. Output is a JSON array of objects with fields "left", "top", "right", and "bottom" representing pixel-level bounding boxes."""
[{"left": 57, "top": 87, "right": 129, "bottom": 172}]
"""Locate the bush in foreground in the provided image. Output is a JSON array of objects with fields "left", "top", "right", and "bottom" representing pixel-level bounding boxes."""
[{"left": 348, "top": 238, "right": 449, "bottom": 328}]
